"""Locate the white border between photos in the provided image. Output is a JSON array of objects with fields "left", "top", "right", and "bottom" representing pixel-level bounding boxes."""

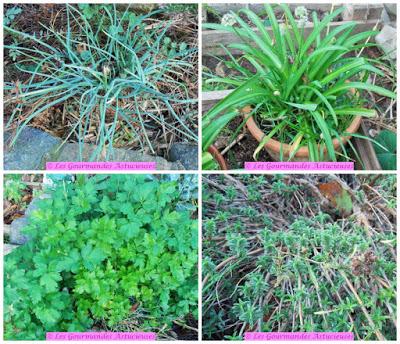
[{"left": 0, "top": 1, "right": 399, "bottom": 344}]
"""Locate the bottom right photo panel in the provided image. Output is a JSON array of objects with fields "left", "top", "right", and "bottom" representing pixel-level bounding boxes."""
[{"left": 202, "top": 174, "right": 396, "bottom": 341}]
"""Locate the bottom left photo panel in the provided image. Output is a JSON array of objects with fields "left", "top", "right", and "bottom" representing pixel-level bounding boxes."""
[{"left": 3, "top": 173, "right": 199, "bottom": 341}]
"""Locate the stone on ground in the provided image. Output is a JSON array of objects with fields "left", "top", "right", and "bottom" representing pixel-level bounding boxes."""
[
  {"left": 4, "top": 244, "right": 20, "bottom": 256},
  {"left": 376, "top": 25, "right": 397, "bottom": 60},
  {"left": 169, "top": 143, "right": 198, "bottom": 170},
  {"left": 9, "top": 217, "right": 30, "bottom": 245},
  {"left": 4, "top": 127, "right": 62, "bottom": 170}
]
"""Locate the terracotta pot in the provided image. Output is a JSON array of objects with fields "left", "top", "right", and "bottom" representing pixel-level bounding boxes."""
[
  {"left": 208, "top": 145, "right": 228, "bottom": 170},
  {"left": 243, "top": 105, "right": 362, "bottom": 162}
]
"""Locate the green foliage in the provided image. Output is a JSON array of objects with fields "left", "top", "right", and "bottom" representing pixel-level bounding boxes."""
[
  {"left": 4, "top": 175, "right": 198, "bottom": 340},
  {"left": 374, "top": 130, "right": 396, "bottom": 170},
  {"left": 333, "top": 187, "right": 353, "bottom": 215},
  {"left": 162, "top": 4, "right": 198, "bottom": 14},
  {"left": 371, "top": 174, "right": 396, "bottom": 209},
  {"left": 271, "top": 177, "right": 299, "bottom": 196},
  {"left": 232, "top": 299, "right": 262, "bottom": 328},
  {"left": 226, "top": 186, "right": 237, "bottom": 200},
  {"left": 202, "top": 151, "right": 221, "bottom": 170},
  {"left": 203, "top": 4, "right": 222, "bottom": 20},
  {"left": 4, "top": 174, "right": 27, "bottom": 204},
  {"left": 160, "top": 37, "right": 191, "bottom": 59},
  {"left": 202, "top": 4, "right": 396, "bottom": 163},
  {"left": 202, "top": 174, "right": 396, "bottom": 340},
  {"left": 78, "top": 4, "right": 118, "bottom": 22},
  {"left": 4, "top": 6, "right": 22, "bottom": 26},
  {"left": 5, "top": 4, "right": 197, "bottom": 161}
]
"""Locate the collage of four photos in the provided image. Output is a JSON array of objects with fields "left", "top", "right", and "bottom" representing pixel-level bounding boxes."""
[{"left": 2, "top": 1, "right": 398, "bottom": 342}]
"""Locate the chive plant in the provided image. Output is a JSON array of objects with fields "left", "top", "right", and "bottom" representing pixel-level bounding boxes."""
[
  {"left": 202, "top": 4, "right": 396, "bottom": 163},
  {"left": 4, "top": 4, "right": 197, "bottom": 161},
  {"left": 202, "top": 174, "right": 397, "bottom": 340}
]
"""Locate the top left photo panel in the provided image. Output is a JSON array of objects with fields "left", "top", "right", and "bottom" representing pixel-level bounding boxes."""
[{"left": 3, "top": 3, "right": 199, "bottom": 171}]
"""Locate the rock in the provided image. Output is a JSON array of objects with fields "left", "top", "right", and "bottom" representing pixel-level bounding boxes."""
[
  {"left": 381, "top": 9, "right": 392, "bottom": 25},
  {"left": 8, "top": 194, "right": 50, "bottom": 246},
  {"left": 4, "top": 244, "right": 20, "bottom": 256},
  {"left": 44, "top": 175, "right": 73, "bottom": 187},
  {"left": 376, "top": 25, "right": 397, "bottom": 60},
  {"left": 23, "top": 194, "right": 51, "bottom": 218},
  {"left": 4, "top": 126, "right": 185, "bottom": 170},
  {"left": 342, "top": 4, "right": 384, "bottom": 21},
  {"left": 4, "top": 127, "right": 62, "bottom": 170},
  {"left": 384, "top": 4, "right": 396, "bottom": 20},
  {"left": 9, "top": 217, "right": 30, "bottom": 245},
  {"left": 4, "top": 224, "right": 11, "bottom": 236},
  {"left": 55, "top": 143, "right": 184, "bottom": 170},
  {"left": 25, "top": 198, "right": 44, "bottom": 217},
  {"left": 341, "top": 5, "right": 354, "bottom": 21},
  {"left": 169, "top": 143, "right": 198, "bottom": 170},
  {"left": 202, "top": 7, "right": 207, "bottom": 22}
]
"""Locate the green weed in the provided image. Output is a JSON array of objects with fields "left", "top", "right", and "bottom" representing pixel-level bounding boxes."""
[
  {"left": 4, "top": 174, "right": 27, "bottom": 204},
  {"left": 4, "top": 174, "right": 198, "bottom": 339}
]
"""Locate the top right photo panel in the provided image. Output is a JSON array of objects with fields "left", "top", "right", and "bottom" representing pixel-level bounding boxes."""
[{"left": 202, "top": 3, "right": 397, "bottom": 171}]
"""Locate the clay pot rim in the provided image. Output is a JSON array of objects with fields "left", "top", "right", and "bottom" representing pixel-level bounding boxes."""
[
  {"left": 207, "top": 145, "right": 228, "bottom": 170},
  {"left": 243, "top": 106, "right": 362, "bottom": 158}
]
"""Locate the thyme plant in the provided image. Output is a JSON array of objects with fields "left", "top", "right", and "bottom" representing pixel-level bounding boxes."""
[{"left": 202, "top": 174, "right": 396, "bottom": 340}]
